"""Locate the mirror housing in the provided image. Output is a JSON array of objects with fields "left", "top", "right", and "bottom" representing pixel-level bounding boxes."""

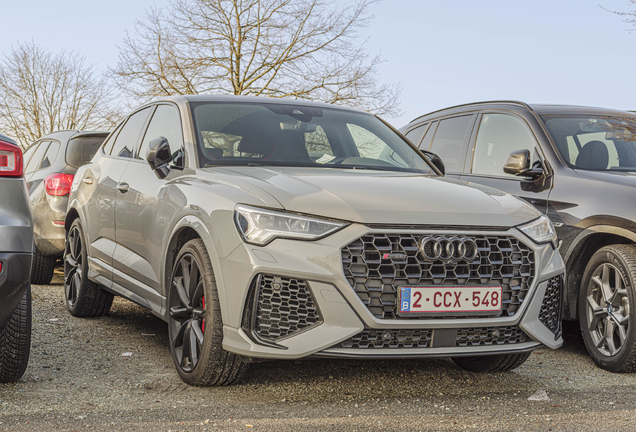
[
  {"left": 421, "top": 150, "right": 445, "bottom": 176},
  {"left": 147, "top": 136, "right": 172, "bottom": 179},
  {"left": 504, "top": 149, "right": 545, "bottom": 179}
]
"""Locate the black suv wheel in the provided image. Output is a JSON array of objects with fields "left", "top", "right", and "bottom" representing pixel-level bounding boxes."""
[{"left": 0, "top": 288, "right": 32, "bottom": 383}]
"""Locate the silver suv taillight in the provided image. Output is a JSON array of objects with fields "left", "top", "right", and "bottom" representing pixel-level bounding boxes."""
[{"left": 0, "top": 140, "right": 23, "bottom": 178}]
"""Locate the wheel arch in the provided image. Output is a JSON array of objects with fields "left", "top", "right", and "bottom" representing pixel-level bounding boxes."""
[
  {"left": 564, "top": 225, "right": 636, "bottom": 320},
  {"left": 162, "top": 215, "right": 228, "bottom": 321}
]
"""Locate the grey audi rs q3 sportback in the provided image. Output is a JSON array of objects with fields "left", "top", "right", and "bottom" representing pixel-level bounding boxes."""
[{"left": 65, "top": 95, "right": 565, "bottom": 386}]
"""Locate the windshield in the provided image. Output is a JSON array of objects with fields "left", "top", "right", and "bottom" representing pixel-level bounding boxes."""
[
  {"left": 542, "top": 115, "right": 636, "bottom": 172},
  {"left": 190, "top": 102, "right": 435, "bottom": 174}
]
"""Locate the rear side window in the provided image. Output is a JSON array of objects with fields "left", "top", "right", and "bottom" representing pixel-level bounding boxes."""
[
  {"left": 66, "top": 136, "right": 107, "bottom": 168},
  {"left": 24, "top": 141, "right": 50, "bottom": 174},
  {"left": 429, "top": 116, "right": 473, "bottom": 173},
  {"left": 404, "top": 123, "right": 429, "bottom": 147},
  {"left": 109, "top": 107, "right": 152, "bottom": 158},
  {"left": 39, "top": 140, "right": 60, "bottom": 169}
]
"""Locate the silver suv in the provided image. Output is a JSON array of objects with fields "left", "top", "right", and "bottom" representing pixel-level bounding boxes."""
[
  {"left": 65, "top": 95, "right": 565, "bottom": 386},
  {"left": 0, "top": 133, "right": 33, "bottom": 382}
]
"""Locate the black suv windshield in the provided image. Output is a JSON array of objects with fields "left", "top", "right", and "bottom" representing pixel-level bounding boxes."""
[
  {"left": 191, "top": 102, "right": 435, "bottom": 174},
  {"left": 542, "top": 115, "right": 636, "bottom": 172}
]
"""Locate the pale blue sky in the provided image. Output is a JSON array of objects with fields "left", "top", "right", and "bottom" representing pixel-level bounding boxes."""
[{"left": 1, "top": 0, "right": 634, "bottom": 127}]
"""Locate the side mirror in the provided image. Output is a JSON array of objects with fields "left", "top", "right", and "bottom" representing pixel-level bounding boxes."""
[
  {"left": 504, "top": 149, "right": 545, "bottom": 179},
  {"left": 421, "top": 150, "right": 445, "bottom": 176},
  {"left": 503, "top": 149, "right": 530, "bottom": 175},
  {"left": 147, "top": 136, "right": 172, "bottom": 179}
]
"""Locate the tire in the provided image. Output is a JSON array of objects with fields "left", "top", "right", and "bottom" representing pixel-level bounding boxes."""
[
  {"left": 0, "top": 287, "right": 32, "bottom": 383},
  {"left": 168, "top": 238, "right": 249, "bottom": 386},
  {"left": 30, "top": 248, "right": 56, "bottom": 285},
  {"left": 452, "top": 352, "right": 531, "bottom": 372},
  {"left": 64, "top": 219, "right": 113, "bottom": 317},
  {"left": 579, "top": 245, "right": 636, "bottom": 373}
]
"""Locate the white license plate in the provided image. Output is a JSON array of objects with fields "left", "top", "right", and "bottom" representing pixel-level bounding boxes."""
[{"left": 398, "top": 286, "right": 503, "bottom": 316}]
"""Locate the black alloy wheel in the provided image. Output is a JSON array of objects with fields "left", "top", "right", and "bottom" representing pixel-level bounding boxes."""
[
  {"left": 169, "top": 251, "right": 206, "bottom": 373},
  {"left": 64, "top": 219, "right": 113, "bottom": 317},
  {"left": 168, "top": 239, "right": 248, "bottom": 386},
  {"left": 580, "top": 245, "right": 636, "bottom": 372}
]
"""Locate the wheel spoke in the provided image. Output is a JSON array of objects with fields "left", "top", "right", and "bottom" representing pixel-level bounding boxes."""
[
  {"left": 192, "top": 281, "right": 204, "bottom": 308},
  {"left": 192, "top": 320, "right": 204, "bottom": 348},
  {"left": 604, "top": 319, "right": 618, "bottom": 356},
  {"left": 587, "top": 295, "right": 606, "bottom": 331},
  {"left": 187, "top": 259, "right": 200, "bottom": 300},
  {"left": 600, "top": 265, "right": 613, "bottom": 303},
  {"left": 612, "top": 289, "right": 629, "bottom": 307},
  {"left": 173, "top": 276, "right": 190, "bottom": 308},
  {"left": 170, "top": 306, "right": 189, "bottom": 319},
  {"left": 182, "top": 321, "right": 193, "bottom": 366},
  {"left": 189, "top": 325, "right": 199, "bottom": 367},
  {"left": 72, "top": 228, "right": 81, "bottom": 260}
]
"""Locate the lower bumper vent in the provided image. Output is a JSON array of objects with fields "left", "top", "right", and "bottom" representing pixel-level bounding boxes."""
[
  {"left": 253, "top": 275, "right": 322, "bottom": 340},
  {"left": 539, "top": 275, "right": 563, "bottom": 336},
  {"left": 336, "top": 325, "right": 529, "bottom": 349}
]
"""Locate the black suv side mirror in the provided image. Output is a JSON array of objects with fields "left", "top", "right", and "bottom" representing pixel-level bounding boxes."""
[
  {"left": 147, "top": 136, "right": 172, "bottom": 179},
  {"left": 421, "top": 150, "right": 445, "bottom": 176},
  {"left": 504, "top": 149, "right": 544, "bottom": 179}
]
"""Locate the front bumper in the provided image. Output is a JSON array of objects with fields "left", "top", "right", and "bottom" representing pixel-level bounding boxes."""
[
  {"left": 0, "top": 252, "right": 32, "bottom": 329},
  {"left": 219, "top": 224, "right": 565, "bottom": 360}
]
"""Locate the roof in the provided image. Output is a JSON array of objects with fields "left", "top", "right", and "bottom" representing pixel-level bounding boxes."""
[
  {"left": 408, "top": 100, "right": 636, "bottom": 125},
  {"left": 154, "top": 94, "right": 363, "bottom": 113}
]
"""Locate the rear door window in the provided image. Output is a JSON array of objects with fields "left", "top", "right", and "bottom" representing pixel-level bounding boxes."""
[{"left": 429, "top": 116, "right": 474, "bottom": 173}]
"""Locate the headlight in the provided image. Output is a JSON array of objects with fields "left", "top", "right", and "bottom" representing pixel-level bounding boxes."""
[
  {"left": 234, "top": 204, "right": 348, "bottom": 246},
  {"left": 517, "top": 215, "right": 557, "bottom": 244}
]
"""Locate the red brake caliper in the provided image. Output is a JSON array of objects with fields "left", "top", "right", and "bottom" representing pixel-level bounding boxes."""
[{"left": 201, "top": 294, "right": 205, "bottom": 333}]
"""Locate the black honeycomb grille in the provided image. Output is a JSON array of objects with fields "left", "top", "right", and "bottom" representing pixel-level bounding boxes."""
[
  {"left": 341, "top": 234, "right": 535, "bottom": 320},
  {"left": 254, "top": 275, "right": 321, "bottom": 340},
  {"left": 539, "top": 275, "right": 563, "bottom": 334},
  {"left": 337, "top": 326, "right": 528, "bottom": 349},
  {"left": 340, "top": 329, "right": 433, "bottom": 349},
  {"left": 456, "top": 326, "right": 528, "bottom": 346}
]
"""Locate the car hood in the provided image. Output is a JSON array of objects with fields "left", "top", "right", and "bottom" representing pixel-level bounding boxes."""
[
  {"left": 208, "top": 166, "right": 540, "bottom": 227},
  {"left": 573, "top": 169, "right": 636, "bottom": 187}
]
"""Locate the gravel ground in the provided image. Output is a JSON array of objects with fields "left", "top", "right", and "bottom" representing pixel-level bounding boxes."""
[{"left": 2, "top": 268, "right": 636, "bottom": 431}]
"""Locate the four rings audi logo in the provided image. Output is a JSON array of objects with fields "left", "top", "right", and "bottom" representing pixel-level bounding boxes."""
[{"left": 418, "top": 236, "right": 479, "bottom": 262}]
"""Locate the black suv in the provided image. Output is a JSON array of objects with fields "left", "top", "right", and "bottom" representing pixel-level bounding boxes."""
[{"left": 400, "top": 101, "right": 636, "bottom": 372}]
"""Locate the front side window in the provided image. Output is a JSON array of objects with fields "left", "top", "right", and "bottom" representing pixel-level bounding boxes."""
[
  {"left": 542, "top": 115, "right": 636, "bottom": 171},
  {"left": 429, "top": 116, "right": 473, "bottom": 173},
  {"left": 139, "top": 105, "right": 184, "bottom": 164},
  {"left": 191, "top": 103, "right": 435, "bottom": 174},
  {"left": 472, "top": 113, "right": 539, "bottom": 177},
  {"left": 40, "top": 140, "right": 60, "bottom": 169},
  {"left": 109, "top": 107, "right": 152, "bottom": 159},
  {"left": 24, "top": 141, "right": 50, "bottom": 174}
]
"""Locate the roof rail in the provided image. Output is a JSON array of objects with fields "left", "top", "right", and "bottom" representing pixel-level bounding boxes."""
[{"left": 409, "top": 100, "right": 535, "bottom": 124}]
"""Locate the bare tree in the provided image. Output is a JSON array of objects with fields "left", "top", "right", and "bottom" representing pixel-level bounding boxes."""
[
  {"left": 602, "top": 1, "right": 636, "bottom": 30},
  {"left": 0, "top": 41, "right": 120, "bottom": 147},
  {"left": 113, "top": 0, "right": 400, "bottom": 116}
]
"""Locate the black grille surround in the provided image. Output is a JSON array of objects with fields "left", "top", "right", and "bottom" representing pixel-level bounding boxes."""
[
  {"left": 341, "top": 233, "right": 535, "bottom": 320},
  {"left": 336, "top": 326, "right": 529, "bottom": 349},
  {"left": 539, "top": 275, "right": 563, "bottom": 336},
  {"left": 252, "top": 275, "right": 322, "bottom": 341}
]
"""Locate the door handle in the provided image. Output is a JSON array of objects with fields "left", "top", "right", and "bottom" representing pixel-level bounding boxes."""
[
  {"left": 116, "top": 183, "right": 129, "bottom": 193},
  {"left": 82, "top": 177, "right": 93, "bottom": 185}
]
